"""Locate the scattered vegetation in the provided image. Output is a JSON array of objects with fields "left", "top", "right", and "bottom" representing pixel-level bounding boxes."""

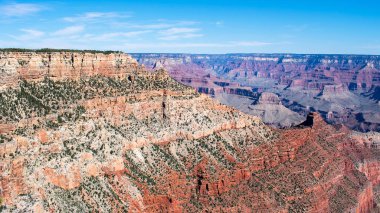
[
  {"left": 0, "top": 74, "right": 192, "bottom": 123},
  {"left": 0, "top": 134, "right": 11, "bottom": 144}
]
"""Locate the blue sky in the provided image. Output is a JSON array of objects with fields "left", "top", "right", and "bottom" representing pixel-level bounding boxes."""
[{"left": 0, "top": 0, "right": 380, "bottom": 54}]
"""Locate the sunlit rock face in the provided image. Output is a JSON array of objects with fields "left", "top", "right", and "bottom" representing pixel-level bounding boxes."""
[
  {"left": 0, "top": 51, "right": 380, "bottom": 212},
  {"left": 0, "top": 51, "right": 143, "bottom": 88}
]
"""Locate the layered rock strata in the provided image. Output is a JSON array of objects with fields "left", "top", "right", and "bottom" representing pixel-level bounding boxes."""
[{"left": 0, "top": 51, "right": 143, "bottom": 89}]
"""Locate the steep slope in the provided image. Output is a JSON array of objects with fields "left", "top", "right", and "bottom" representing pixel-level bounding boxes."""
[{"left": 0, "top": 51, "right": 379, "bottom": 212}]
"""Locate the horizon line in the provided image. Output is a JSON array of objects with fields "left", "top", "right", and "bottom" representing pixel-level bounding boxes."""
[{"left": 1, "top": 48, "right": 380, "bottom": 56}]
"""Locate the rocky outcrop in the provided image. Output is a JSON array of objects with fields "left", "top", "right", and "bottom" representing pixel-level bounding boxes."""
[
  {"left": 322, "top": 84, "right": 350, "bottom": 95},
  {"left": 246, "top": 92, "right": 304, "bottom": 127},
  {"left": 257, "top": 92, "right": 281, "bottom": 105}
]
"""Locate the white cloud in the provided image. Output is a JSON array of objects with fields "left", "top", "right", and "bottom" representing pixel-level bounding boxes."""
[
  {"left": 52, "top": 26, "right": 84, "bottom": 36},
  {"left": 21, "top": 29, "right": 44, "bottom": 37},
  {"left": 233, "top": 41, "right": 273, "bottom": 46},
  {"left": 0, "top": 3, "right": 45, "bottom": 16},
  {"left": 159, "top": 34, "right": 203, "bottom": 41},
  {"left": 63, "top": 12, "right": 130, "bottom": 22},
  {"left": 10, "top": 29, "right": 45, "bottom": 41},
  {"left": 158, "top": 27, "right": 203, "bottom": 40},
  {"left": 216, "top": 21, "right": 224, "bottom": 26},
  {"left": 87, "top": 30, "right": 152, "bottom": 41},
  {"left": 127, "top": 23, "right": 173, "bottom": 29},
  {"left": 160, "top": 27, "right": 199, "bottom": 35},
  {"left": 112, "top": 20, "right": 198, "bottom": 30},
  {"left": 123, "top": 41, "right": 273, "bottom": 49}
]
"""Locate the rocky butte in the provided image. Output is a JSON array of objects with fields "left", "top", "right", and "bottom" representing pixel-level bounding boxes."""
[
  {"left": 0, "top": 50, "right": 380, "bottom": 212},
  {"left": 132, "top": 53, "right": 380, "bottom": 132}
]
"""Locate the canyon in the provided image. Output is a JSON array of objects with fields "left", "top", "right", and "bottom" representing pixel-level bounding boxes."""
[
  {"left": 132, "top": 53, "right": 380, "bottom": 132},
  {"left": 0, "top": 50, "right": 380, "bottom": 212}
]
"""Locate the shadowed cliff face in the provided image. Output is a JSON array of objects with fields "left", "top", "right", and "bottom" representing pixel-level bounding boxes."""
[
  {"left": 0, "top": 51, "right": 380, "bottom": 212},
  {"left": 132, "top": 53, "right": 380, "bottom": 132}
]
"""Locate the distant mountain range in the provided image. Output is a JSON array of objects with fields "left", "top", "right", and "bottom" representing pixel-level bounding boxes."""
[{"left": 132, "top": 53, "right": 380, "bottom": 132}]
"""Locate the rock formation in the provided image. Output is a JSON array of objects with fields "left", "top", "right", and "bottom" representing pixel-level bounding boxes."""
[
  {"left": 244, "top": 92, "right": 304, "bottom": 127},
  {"left": 256, "top": 92, "right": 282, "bottom": 105},
  {"left": 0, "top": 50, "right": 380, "bottom": 212}
]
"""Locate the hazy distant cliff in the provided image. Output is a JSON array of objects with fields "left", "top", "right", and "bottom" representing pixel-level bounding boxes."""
[
  {"left": 132, "top": 53, "right": 380, "bottom": 132},
  {"left": 132, "top": 53, "right": 380, "bottom": 91}
]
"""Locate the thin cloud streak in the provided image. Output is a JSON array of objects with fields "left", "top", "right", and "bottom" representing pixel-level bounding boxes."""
[
  {"left": 20, "top": 29, "right": 45, "bottom": 37},
  {"left": 85, "top": 30, "right": 152, "bottom": 41},
  {"left": 0, "top": 3, "right": 46, "bottom": 16},
  {"left": 158, "top": 27, "right": 203, "bottom": 40},
  {"left": 111, "top": 20, "right": 198, "bottom": 30},
  {"left": 123, "top": 41, "right": 274, "bottom": 49},
  {"left": 52, "top": 26, "right": 84, "bottom": 36},
  {"left": 10, "top": 29, "right": 45, "bottom": 41},
  {"left": 159, "top": 34, "right": 203, "bottom": 41},
  {"left": 63, "top": 12, "right": 131, "bottom": 22},
  {"left": 160, "top": 27, "right": 200, "bottom": 35},
  {"left": 0, "top": 6, "right": 287, "bottom": 53},
  {"left": 233, "top": 41, "right": 273, "bottom": 46}
]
